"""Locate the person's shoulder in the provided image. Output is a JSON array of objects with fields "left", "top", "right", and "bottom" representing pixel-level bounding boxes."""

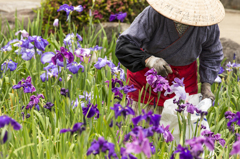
[{"left": 141, "top": 6, "right": 163, "bottom": 19}]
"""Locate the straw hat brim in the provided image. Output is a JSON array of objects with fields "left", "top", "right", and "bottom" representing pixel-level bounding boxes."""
[{"left": 147, "top": 0, "right": 225, "bottom": 26}]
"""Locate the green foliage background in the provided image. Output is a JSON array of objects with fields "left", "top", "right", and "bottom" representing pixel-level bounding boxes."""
[{"left": 41, "top": 0, "right": 149, "bottom": 34}]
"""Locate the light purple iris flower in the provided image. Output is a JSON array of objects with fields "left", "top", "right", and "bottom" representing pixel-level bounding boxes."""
[
  {"left": 74, "top": 48, "right": 91, "bottom": 63},
  {"left": 89, "top": 45, "right": 103, "bottom": 51},
  {"left": 64, "top": 33, "right": 82, "bottom": 47},
  {"left": 1, "top": 60, "right": 18, "bottom": 72},
  {"left": 67, "top": 62, "right": 84, "bottom": 74},
  {"left": 12, "top": 76, "right": 36, "bottom": 93},
  {"left": 51, "top": 47, "right": 74, "bottom": 65},
  {"left": 22, "top": 36, "right": 49, "bottom": 51},
  {"left": 226, "top": 62, "right": 240, "bottom": 71},
  {"left": 41, "top": 52, "right": 56, "bottom": 64},
  {"left": 125, "top": 129, "right": 152, "bottom": 158},
  {"left": 57, "top": 4, "right": 83, "bottom": 21},
  {"left": 53, "top": 19, "right": 59, "bottom": 27},
  {"left": 109, "top": 12, "right": 127, "bottom": 22},
  {"left": 94, "top": 56, "right": 115, "bottom": 69},
  {"left": 25, "top": 94, "right": 44, "bottom": 110},
  {"left": 15, "top": 30, "right": 29, "bottom": 38},
  {"left": 19, "top": 48, "right": 35, "bottom": 61},
  {"left": 1, "top": 39, "right": 19, "bottom": 52},
  {"left": 111, "top": 62, "right": 125, "bottom": 81},
  {"left": 40, "top": 65, "right": 61, "bottom": 82}
]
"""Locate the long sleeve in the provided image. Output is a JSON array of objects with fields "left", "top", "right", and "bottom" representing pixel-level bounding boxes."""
[
  {"left": 199, "top": 24, "right": 224, "bottom": 84},
  {"left": 115, "top": 6, "right": 160, "bottom": 72}
]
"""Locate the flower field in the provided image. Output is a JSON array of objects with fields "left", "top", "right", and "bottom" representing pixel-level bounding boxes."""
[{"left": 0, "top": 4, "right": 240, "bottom": 159}]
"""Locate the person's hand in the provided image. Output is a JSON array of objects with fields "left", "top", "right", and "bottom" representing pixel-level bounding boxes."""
[
  {"left": 145, "top": 56, "right": 172, "bottom": 76},
  {"left": 201, "top": 83, "right": 215, "bottom": 101}
]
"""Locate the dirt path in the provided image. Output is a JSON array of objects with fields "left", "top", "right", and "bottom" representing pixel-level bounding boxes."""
[{"left": 219, "top": 10, "right": 240, "bottom": 44}]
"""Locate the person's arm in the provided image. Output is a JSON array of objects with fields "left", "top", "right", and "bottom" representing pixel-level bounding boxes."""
[
  {"left": 115, "top": 6, "right": 159, "bottom": 72},
  {"left": 199, "top": 24, "right": 224, "bottom": 100}
]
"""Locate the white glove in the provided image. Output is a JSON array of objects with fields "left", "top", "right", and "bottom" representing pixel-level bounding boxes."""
[{"left": 145, "top": 56, "right": 173, "bottom": 76}]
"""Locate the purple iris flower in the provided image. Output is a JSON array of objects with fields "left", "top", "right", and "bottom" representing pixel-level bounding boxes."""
[
  {"left": 110, "top": 103, "right": 135, "bottom": 119},
  {"left": 94, "top": 56, "right": 115, "bottom": 69},
  {"left": 43, "top": 102, "right": 54, "bottom": 110},
  {"left": 171, "top": 144, "right": 193, "bottom": 159},
  {"left": 87, "top": 137, "right": 117, "bottom": 158},
  {"left": 19, "top": 48, "right": 35, "bottom": 61},
  {"left": 225, "top": 111, "right": 235, "bottom": 120},
  {"left": 227, "top": 112, "right": 240, "bottom": 128},
  {"left": 22, "top": 36, "right": 49, "bottom": 51},
  {"left": 109, "top": 14, "right": 117, "bottom": 22},
  {"left": 0, "top": 115, "right": 21, "bottom": 143},
  {"left": 15, "top": 30, "right": 29, "bottom": 38},
  {"left": 117, "top": 12, "right": 127, "bottom": 22},
  {"left": 226, "top": 62, "right": 240, "bottom": 71},
  {"left": 60, "top": 88, "right": 69, "bottom": 97},
  {"left": 162, "top": 125, "right": 174, "bottom": 143},
  {"left": 218, "top": 67, "right": 224, "bottom": 74},
  {"left": 186, "top": 103, "right": 197, "bottom": 114},
  {"left": 74, "top": 48, "right": 91, "bottom": 64},
  {"left": 201, "top": 130, "right": 226, "bottom": 147},
  {"left": 41, "top": 52, "right": 56, "bottom": 64},
  {"left": 172, "top": 77, "right": 185, "bottom": 87},
  {"left": 51, "top": 47, "right": 74, "bottom": 65},
  {"left": 1, "top": 60, "right": 18, "bottom": 72},
  {"left": 125, "top": 129, "right": 152, "bottom": 158},
  {"left": 67, "top": 62, "right": 84, "bottom": 74},
  {"left": 89, "top": 45, "right": 103, "bottom": 51},
  {"left": 111, "top": 62, "right": 125, "bottom": 81},
  {"left": 60, "top": 122, "right": 85, "bottom": 135},
  {"left": 82, "top": 103, "right": 99, "bottom": 118},
  {"left": 12, "top": 76, "right": 36, "bottom": 93},
  {"left": 145, "top": 68, "right": 171, "bottom": 93},
  {"left": 1, "top": 39, "right": 19, "bottom": 52},
  {"left": 132, "top": 110, "right": 161, "bottom": 127},
  {"left": 40, "top": 63, "right": 61, "bottom": 82},
  {"left": 109, "top": 12, "right": 127, "bottom": 22},
  {"left": 25, "top": 94, "right": 44, "bottom": 110},
  {"left": 123, "top": 85, "right": 137, "bottom": 94},
  {"left": 230, "top": 137, "right": 240, "bottom": 155},
  {"left": 57, "top": 4, "right": 83, "bottom": 21},
  {"left": 0, "top": 115, "right": 21, "bottom": 130},
  {"left": 64, "top": 33, "right": 82, "bottom": 47}
]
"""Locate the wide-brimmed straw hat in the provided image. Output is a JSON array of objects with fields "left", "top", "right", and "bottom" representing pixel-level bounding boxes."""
[{"left": 147, "top": 0, "right": 225, "bottom": 26}]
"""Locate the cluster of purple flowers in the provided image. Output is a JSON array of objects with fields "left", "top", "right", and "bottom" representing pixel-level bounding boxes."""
[
  {"left": 87, "top": 137, "right": 118, "bottom": 158},
  {"left": 109, "top": 12, "right": 127, "bottom": 22},
  {"left": 226, "top": 62, "right": 240, "bottom": 72},
  {"left": 1, "top": 60, "right": 18, "bottom": 72},
  {"left": 226, "top": 111, "right": 240, "bottom": 133},
  {"left": 145, "top": 68, "right": 171, "bottom": 93},
  {"left": 64, "top": 33, "right": 83, "bottom": 49},
  {"left": 25, "top": 94, "right": 45, "bottom": 110},
  {"left": 230, "top": 135, "right": 240, "bottom": 155},
  {"left": 106, "top": 78, "right": 136, "bottom": 101},
  {"left": 12, "top": 76, "right": 36, "bottom": 93},
  {"left": 172, "top": 130, "right": 225, "bottom": 159},
  {"left": 82, "top": 103, "right": 99, "bottom": 119},
  {"left": 0, "top": 115, "right": 21, "bottom": 143}
]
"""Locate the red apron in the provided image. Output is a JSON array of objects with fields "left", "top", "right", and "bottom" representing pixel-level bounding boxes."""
[{"left": 127, "top": 61, "right": 198, "bottom": 107}]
